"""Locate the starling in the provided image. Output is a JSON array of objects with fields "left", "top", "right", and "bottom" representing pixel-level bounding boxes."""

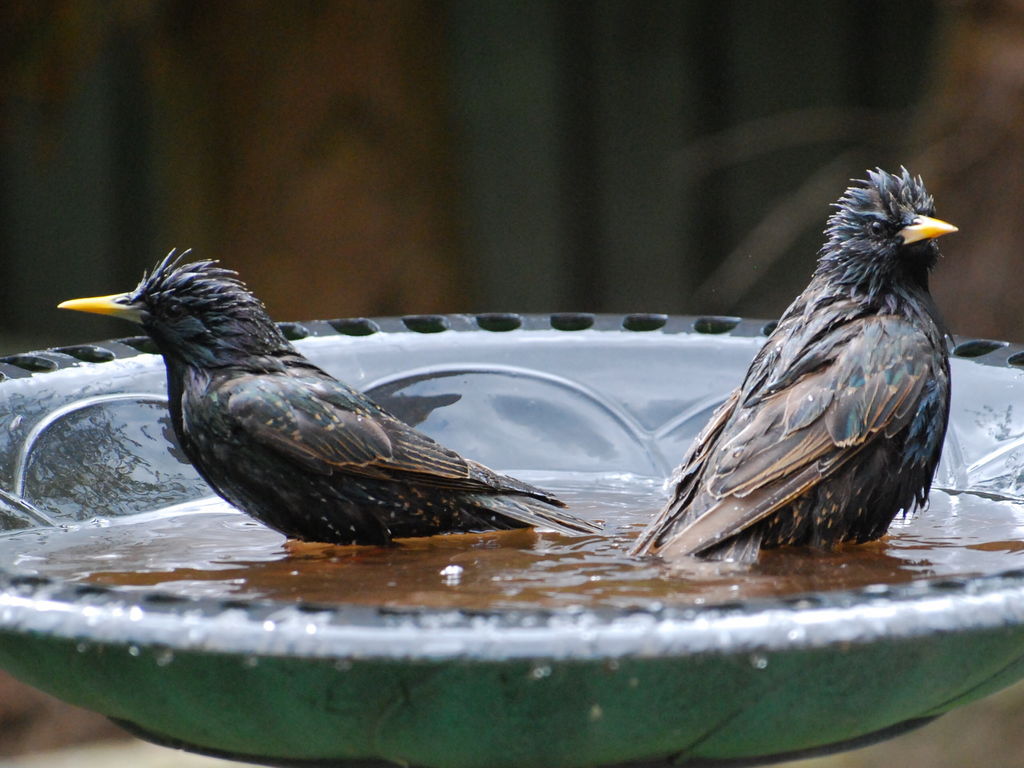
[
  {"left": 59, "top": 254, "right": 600, "bottom": 545},
  {"left": 632, "top": 168, "right": 957, "bottom": 563}
]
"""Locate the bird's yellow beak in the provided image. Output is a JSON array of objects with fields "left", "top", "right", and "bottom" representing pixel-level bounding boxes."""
[
  {"left": 58, "top": 293, "right": 144, "bottom": 323},
  {"left": 898, "top": 215, "right": 958, "bottom": 245}
]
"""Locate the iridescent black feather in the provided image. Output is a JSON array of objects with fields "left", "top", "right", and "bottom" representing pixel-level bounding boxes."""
[
  {"left": 105, "top": 252, "right": 601, "bottom": 544},
  {"left": 632, "top": 169, "right": 953, "bottom": 563}
]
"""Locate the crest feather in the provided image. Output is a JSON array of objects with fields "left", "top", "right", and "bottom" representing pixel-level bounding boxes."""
[
  {"left": 131, "top": 248, "right": 251, "bottom": 308},
  {"left": 823, "top": 167, "right": 935, "bottom": 250}
]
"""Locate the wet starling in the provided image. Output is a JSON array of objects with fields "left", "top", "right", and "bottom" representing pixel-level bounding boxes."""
[
  {"left": 632, "top": 168, "right": 958, "bottom": 563},
  {"left": 59, "top": 254, "right": 600, "bottom": 545}
]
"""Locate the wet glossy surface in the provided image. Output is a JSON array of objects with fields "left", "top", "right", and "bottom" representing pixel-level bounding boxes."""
[{"left": 2, "top": 476, "right": 1023, "bottom": 613}]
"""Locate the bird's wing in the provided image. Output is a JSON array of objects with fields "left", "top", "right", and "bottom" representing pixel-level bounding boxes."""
[
  {"left": 641, "top": 315, "right": 940, "bottom": 557},
  {"left": 629, "top": 389, "right": 740, "bottom": 555},
  {"left": 224, "top": 376, "right": 397, "bottom": 477},
  {"left": 224, "top": 375, "right": 564, "bottom": 503}
]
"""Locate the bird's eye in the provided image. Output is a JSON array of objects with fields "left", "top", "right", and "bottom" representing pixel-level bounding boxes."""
[
  {"left": 869, "top": 220, "right": 886, "bottom": 237},
  {"left": 163, "top": 302, "right": 187, "bottom": 320}
]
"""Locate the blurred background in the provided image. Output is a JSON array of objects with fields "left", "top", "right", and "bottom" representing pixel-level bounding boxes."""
[
  {"left": 3, "top": 0, "right": 1024, "bottom": 765},
  {"left": 4, "top": 0, "right": 1024, "bottom": 354}
]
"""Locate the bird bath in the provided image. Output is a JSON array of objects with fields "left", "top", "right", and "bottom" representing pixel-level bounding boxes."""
[{"left": 1, "top": 313, "right": 1024, "bottom": 767}]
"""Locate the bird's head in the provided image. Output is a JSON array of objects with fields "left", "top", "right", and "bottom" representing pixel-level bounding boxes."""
[
  {"left": 817, "top": 168, "right": 957, "bottom": 298},
  {"left": 59, "top": 250, "right": 292, "bottom": 368}
]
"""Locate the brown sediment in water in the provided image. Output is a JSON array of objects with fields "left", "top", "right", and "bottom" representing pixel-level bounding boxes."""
[
  {"left": 3, "top": 481, "right": 1023, "bottom": 612},
  {"left": 85, "top": 532, "right": 925, "bottom": 610},
  {"left": 965, "top": 540, "right": 1024, "bottom": 553}
]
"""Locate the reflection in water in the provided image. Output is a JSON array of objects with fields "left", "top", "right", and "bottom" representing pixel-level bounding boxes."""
[
  {"left": 2, "top": 475, "right": 1023, "bottom": 611},
  {"left": 369, "top": 389, "right": 462, "bottom": 427},
  {"left": 20, "top": 400, "right": 209, "bottom": 522},
  {"left": 367, "top": 369, "right": 663, "bottom": 476},
  {"left": 490, "top": 394, "right": 620, "bottom": 462}
]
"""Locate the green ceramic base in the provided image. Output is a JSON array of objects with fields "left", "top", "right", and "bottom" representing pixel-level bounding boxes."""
[{"left": 1, "top": 615, "right": 1022, "bottom": 767}]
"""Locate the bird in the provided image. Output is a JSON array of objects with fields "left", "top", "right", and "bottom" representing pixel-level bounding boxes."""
[
  {"left": 59, "top": 253, "right": 601, "bottom": 545},
  {"left": 631, "top": 168, "right": 958, "bottom": 563}
]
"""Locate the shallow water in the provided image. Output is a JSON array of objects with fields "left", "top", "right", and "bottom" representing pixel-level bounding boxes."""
[{"left": 2, "top": 472, "right": 1023, "bottom": 611}]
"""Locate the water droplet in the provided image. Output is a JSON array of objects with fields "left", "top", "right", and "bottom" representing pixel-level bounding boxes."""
[
  {"left": 749, "top": 653, "right": 768, "bottom": 670},
  {"left": 440, "top": 564, "right": 464, "bottom": 586},
  {"left": 128, "top": 606, "right": 144, "bottom": 622},
  {"left": 154, "top": 649, "right": 174, "bottom": 667},
  {"left": 128, "top": 645, "right": 141, "bottom": 657},
  {"left": 262, "top": 620, "right": 276, "bottom": 632},
  {"left": 530, "top": 665, "right": 552, "bottom": 680},
  {"left": 589, "top": 704, "right": 603, "bottom": 721},
  {"left": 243, "top": 656, "right": 260, "bottom": 668},
  {"left": 75, "top": 642, "right": 88, "bottom": 654}
]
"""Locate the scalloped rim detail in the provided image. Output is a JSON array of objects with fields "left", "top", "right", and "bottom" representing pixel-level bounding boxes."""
[{"left": 10, "top": 314, "right": 1022, "bottom": 377}]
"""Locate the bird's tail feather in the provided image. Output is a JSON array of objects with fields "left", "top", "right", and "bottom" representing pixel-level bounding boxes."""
[
  {"left": 469, "top": 494, "right": 602, "bottom": 535},
  {"left": 698, "top": 529, "right": 763, "bottom": 563}
]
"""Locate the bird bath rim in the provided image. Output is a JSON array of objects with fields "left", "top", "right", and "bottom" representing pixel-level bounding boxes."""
[
  {"left": 3, "top": 562, "right": 1024, "bottom": 662},
  {"left": 0, "top": 312, "right": 1022, "bottom": 662}
]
